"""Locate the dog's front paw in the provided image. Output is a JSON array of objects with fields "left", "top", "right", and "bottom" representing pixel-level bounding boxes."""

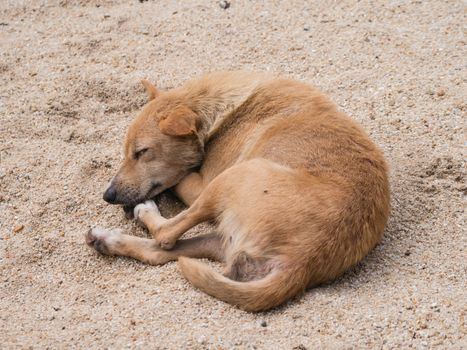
[
  {"left": 85, "top": 228, "right": 122, "bottom": 256},
  {"left": 134, "top": 200, "right": 161, "bottom": 223}
]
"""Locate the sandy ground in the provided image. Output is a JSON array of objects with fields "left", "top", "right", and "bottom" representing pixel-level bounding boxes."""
[{"left": 0, "top": 0, "right": 465, "bottom": 348}]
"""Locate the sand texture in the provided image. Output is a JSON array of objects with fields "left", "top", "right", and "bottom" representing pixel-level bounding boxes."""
[{"left": 0, "top": 0, "right": 465, "bottom": 348}]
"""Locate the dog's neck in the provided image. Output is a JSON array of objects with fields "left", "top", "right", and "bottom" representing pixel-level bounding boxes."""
[{"left": 181, "top": 72, "right": 271, "bottom": 144}]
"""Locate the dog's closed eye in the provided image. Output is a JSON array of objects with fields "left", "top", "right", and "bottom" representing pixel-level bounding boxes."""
[{"left": 134, "top": 148, "right": 149, "bottom": 160}]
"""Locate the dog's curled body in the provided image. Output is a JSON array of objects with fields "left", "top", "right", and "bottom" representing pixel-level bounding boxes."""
[
  {"left": 177, "top": 75, "right": 389, "bottom": 310},
  {"left": 88, "top": 71, "right": 390, "bottom": 311}
]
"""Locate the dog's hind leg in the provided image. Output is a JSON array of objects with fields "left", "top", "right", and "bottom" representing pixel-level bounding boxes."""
[{"left": 85, "top": 229, "right": 223, "bottom": 265}]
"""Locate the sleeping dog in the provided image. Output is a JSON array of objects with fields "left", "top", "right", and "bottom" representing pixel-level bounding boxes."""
[{"left": 86, "top": 71, "right": 390, "bottom": 311}]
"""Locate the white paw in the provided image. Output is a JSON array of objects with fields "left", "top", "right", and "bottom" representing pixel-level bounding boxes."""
[
  {"left": 134, "top": 200, "right": 160, "bottom": 221},
  {"left": 85, "top": 227, "right": 122, "bottom": 255}
]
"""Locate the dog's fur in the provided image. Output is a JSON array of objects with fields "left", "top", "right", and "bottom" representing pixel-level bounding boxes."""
[{"left": 86, "top": 71, "right": 390, "bottom": 311}]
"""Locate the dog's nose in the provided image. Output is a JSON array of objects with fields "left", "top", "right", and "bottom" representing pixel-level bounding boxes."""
[{"left": 103, "top": 185, "right": 117, "bottom": 204}]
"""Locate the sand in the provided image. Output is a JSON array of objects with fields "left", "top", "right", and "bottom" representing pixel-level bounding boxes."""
[{"left": 0, "top": 0, "right": 465, "bottom": 348}]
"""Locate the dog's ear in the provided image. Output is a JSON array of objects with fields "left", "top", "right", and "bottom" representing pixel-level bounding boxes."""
[
  {"left": 141, "top": 79, "right": 160, "bottom": 101},
  {"left": 158, "top": 106, "right": 199, "bottom": 137}
]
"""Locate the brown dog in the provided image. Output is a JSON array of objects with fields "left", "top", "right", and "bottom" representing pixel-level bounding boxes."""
[{"left": 86, "top": 71, "right": 390, "bottom": 311}]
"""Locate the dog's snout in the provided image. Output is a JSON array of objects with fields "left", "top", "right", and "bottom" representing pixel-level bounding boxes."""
[{"left": 103, "top": 185, "right": 117, "bottom": 204}]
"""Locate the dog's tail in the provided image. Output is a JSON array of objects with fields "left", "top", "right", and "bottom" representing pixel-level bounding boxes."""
[{"left": 178, "top": 257, "right": 308, "bottom": 312}]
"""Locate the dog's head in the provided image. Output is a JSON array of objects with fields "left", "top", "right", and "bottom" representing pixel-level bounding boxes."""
[{"left": 103, "top": 80, "right": 203, "bottom": 206}]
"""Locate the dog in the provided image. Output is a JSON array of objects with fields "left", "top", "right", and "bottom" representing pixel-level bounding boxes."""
[{"left": 86, "top": 71, "right": 390, "bottom": 311}]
